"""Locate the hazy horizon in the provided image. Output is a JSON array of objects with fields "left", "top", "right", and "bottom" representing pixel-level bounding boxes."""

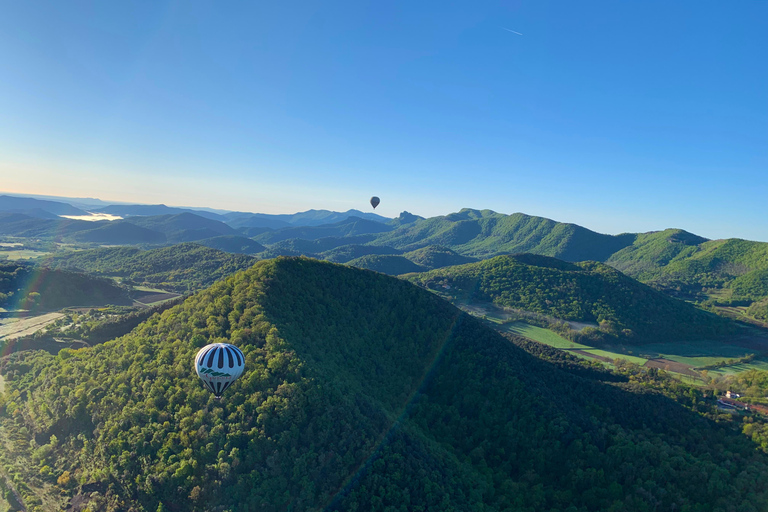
[{"left": 4, "top": 188, "right": 768, "bottom": 244}]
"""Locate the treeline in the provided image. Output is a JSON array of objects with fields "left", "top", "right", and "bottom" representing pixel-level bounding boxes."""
[{"left": 1, "top": 258, "right": 768, "bottom": 511}]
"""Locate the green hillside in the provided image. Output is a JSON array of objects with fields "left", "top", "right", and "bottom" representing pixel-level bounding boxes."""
[
  {"left": 195, "top": 235, "right": 265, "bottom": 255},
  {"left": 71, "top": 221, "right": 168, "bottom": 244},
  {"left": 347, "top": 254, "right": 426, "bottom": 274},
  {"left": 347, "top": 245, "right": 475, "bottom": 275},
  {"left": 2, "top": 258, "right": 767, "bottom": 511},
  {"left": 319, "top": 243, "right": 402, "bottom": 263},
  {"left": 259, "top": 235, "right": 376, "bottom": 258},
  {"left": 41, "top": 244, "right": 256, "bottom": 292},
  {"left": 401, "top": 245, "right": 477, "bottom": 269},
  {"left": 254, "top": 217, "right": 391, "bottom": 244},
  {"left": 408, "top": 254, "right": 735, "bottom": 342},
  {"left": 372, "top": 209, "right": 635, "bottom": 260},
  {"left": 128, "top": 213, "right": 241, "bottom": 242},
  {"left": 608, "top": 233, "right": 768, "bottom": 304},
  {"left": 0, "top": 261, "right": 129, "bottom": 311},
  {"left": 0, "top": 213, "right": 95, "bottom": 239}
]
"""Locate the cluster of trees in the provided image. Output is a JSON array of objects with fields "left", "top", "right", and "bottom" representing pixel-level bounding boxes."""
[
  {"left": 46, "top": 300, "right": 184, "bottom": 346},
  {"left": 2, "top": 258, "right": 768, "bottom": 511},
  {"left": 42, "top": 244, "right": 257, "bottom": 292},
  {"left": 409, "top": 254, "right": 735, "bottom": 343},
  {"left": 747, "top": 300, "right": 768, "bottom": 322}
]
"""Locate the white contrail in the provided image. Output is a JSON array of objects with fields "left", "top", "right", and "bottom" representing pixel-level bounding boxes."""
[{"left": 503, "top": 28, "right": 523, "bottom": 36}]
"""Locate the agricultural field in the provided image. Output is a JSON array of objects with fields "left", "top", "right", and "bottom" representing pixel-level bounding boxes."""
[
  {"left": 0, "top": 249, "right": 51, "bottom": 260},
  {"left": 504, "top": 322, "right": 589, "bottom": 349},
  {"left": 130, "top": 287, "right": 181, "bottom": 307},
  {"left": 0, "top": 312, "right": 64, "bottom": 341},
  {"left": 582, "top": 349, "right": 648, "bottom": 365},
  {"left": 498, "top": 319, "right": 768, "bottom": 380}
]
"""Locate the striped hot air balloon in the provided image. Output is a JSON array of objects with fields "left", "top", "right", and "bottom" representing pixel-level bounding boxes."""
[{"left": 194, "top": 343, "right": 245, "bottom": 398}]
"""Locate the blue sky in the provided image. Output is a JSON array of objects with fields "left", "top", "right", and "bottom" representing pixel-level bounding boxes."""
[{"left": 1, "top": 1, "right": 766, "bottom": 240}]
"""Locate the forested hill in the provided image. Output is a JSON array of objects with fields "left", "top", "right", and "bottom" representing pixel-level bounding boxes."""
[
  {"left": 607, "top": 229, "right": 768, "bottom": 302},
  {"left": 2, "top": 257, "right": 768, "bottom": 511},
  {"left": 371, "top": 208, "right": 636, "bottom": 260},
  {"left": 0, "top": 261, "right": 129, "bottom": 311},
  {"left": 41, "top": 244, "right": 256, "bottom": 292},
  {"left": 408, "top": 254, "right": 735, "bottom": 342}
]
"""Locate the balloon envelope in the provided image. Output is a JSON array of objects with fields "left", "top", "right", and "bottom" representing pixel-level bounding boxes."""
[
  {"left": 370, "top": 196, "right": 380, "bottom": 209},
  {"left": 194, "top": 343, "right": 245, "bottom": 398}
]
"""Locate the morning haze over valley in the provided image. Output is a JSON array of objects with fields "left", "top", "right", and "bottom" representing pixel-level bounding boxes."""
[{"left": 1, "top": 1, "right": 767, "bottom": 511}]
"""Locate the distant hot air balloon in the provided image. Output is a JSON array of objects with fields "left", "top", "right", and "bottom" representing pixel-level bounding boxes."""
[
  {"left": 194, "top": 343, "right": 245, "bottom": 398},
  {"left": 370, "top": 196, "right": 380, "bottom": 209}
]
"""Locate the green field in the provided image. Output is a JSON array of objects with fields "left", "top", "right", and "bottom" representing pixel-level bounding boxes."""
[
  {"left": 504, "top": 322, "right": 589, "bottom": 349},
  {"left": 707, "top": 359, "right": 768, "bottom": 376},
  {"left": 500, "top": 321, "right": 768, "bottom": 378},
  {"left": 504, "top": 322, "right": 646, "bottom": 363},
  {"left": 584, "top": 349, "right": 648, "bottom": 365},
  {"left": 661, "top": 355, "right": 731, "bottom": 367},
  {"left": 0, "top": 250, "right": 51, "bottom": 260},
  {"left": 132, "top": 285, "right": 175, "bottom": 293},
  {"left": 638, "top": 340, "right": 755, "bottom": 358}
]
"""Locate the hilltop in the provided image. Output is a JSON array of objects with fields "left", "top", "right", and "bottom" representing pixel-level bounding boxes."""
[
  {"left": 408, "top": 254, "right": 736, "bottom": 342},
  {"left": 2, "top": 258, "right": 767, "bottom": 511},
  {"left": 348, "top": 245, "right": 476, "bottom": 275},
  {"left": 371, "top": 209, "right": 636, "bottom": 260}
]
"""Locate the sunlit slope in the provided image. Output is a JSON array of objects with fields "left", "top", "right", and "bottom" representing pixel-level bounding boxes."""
[
  {"left": 408, "top": 254, "right": 735, "bottom": 341},
  {"left": 42, "top": 244, "right": 256, "bottom": 292},
  {"left": 347, "top": 254, "right": 426, "bottom": 274},
  {"left": 608, "top": 231, "right": 768, "bottom": 301},
  {"left": 2, "top": 258, "right": 767, "bottom": 511},
  {"left": 372, "top": 209, "right": 636, "bottom": 260}
]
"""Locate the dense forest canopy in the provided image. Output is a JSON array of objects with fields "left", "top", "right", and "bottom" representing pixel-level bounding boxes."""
[
  {"left": 41, "top": 244, "right": 256, "bottom": 292},
  {"left": 2, "top": 258, "right": 767, "bottom": 511},
  {"left": 607, "top": 231, "right": 768, "bottom": 302},
  {"left": 407, "top": 253, "right": 736, "bottom": 342},
  {"left": 0, "top": 261, "right": 128, "bottom": 311}
]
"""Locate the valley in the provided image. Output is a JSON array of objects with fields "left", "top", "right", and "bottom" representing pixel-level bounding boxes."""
[{"left": 452, "top": 296, "right": 768, "bottom": 381}]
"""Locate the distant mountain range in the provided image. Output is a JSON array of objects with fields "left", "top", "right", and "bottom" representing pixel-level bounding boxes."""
[
  {"left": 0, "top": 195, "right": 88, "bottom": 216},
  {"left": 0, "top": 193, "right": 390, "bottom": 226},
  {"left": 4, "top": 192, "right": 768, "bottom": 318}
]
